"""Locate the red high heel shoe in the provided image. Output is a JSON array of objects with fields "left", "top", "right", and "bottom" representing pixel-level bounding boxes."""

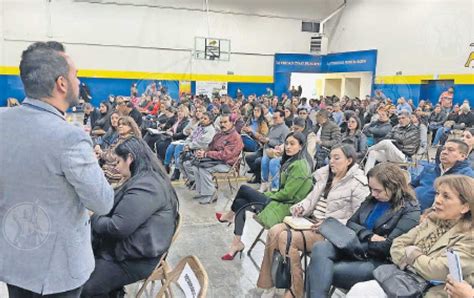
[
  {"left": 221, "top": 248, "right": 244, "bottom": 261},
  {"left": 215, "top": 212, "right": 232, "bottom": 226}
]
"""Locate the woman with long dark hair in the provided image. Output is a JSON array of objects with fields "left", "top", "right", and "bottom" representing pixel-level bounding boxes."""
[
  {"left": 82, "top": 137, "right": 179, "bottom": 298},
  {"left": 341, "top": 115, "right": 368, "bottom": 161},
  {"left": 241, "top": 104, "right": 269, "bottom": 152},
  {"left": 91, "top": 101, "right": 112, "bottom": 135},
  {"left": 257, "top": 144, "right": 370, "bottom": 298},
  {"left": 95, "top": 116, "right": 142, "bottom": 186},
  {"left": 216, "top": 132, "right": 314, "bottom": 261},
  {"left": 100, "top": 111, "right": 120, "bottom": 149},
  {"left": 307, "top": 163, "right": 421, "bottom": 298}
]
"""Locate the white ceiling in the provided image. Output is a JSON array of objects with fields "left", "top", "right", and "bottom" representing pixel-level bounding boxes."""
[{"left": 76, "top": 0, "right": 345, "bottom": 21}]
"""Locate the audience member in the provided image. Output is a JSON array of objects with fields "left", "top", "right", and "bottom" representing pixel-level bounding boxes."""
[
  {"left": 241, "top": 104, "right": 269, "bottom": 152},
  {"left": 164, "top": 106, "right": 205, "bottom": 180},
  {"left": 258, "top": 110, "right": 290, "bottom": 191},
  {"left": 181, "top": 112, "right": 216, "bottom": 185},
  {"left": 257, "top": 144, "right": 369, "bottom": 298},
  {"left": 410, "top": 113, "right": 428, "bottom": 154},
  {"left": 0, "top": 41, "right": 113, "bottom": 298},
  {"left": 297, "top": 107, "right": 314, "bottom": 130},
  {"left": 216, "top": 132, "right": 313, "bottom": 261},
  {"left": 116, "top": 97, "right": 143, "bottom": 127},
  {"left": 363, "top": 106, "right": 392, "bottom": 145},
  {"left": 82, "top": 137, "right": 178, "bottom": 297},
  {"left": 349, "top": 175, "right": 473, "bottom": 297},
  {"left": 100, "top": 111, "right": 120, "bottom": 149},
  {"left": 83, "top": 102, "right": 101, "bottom": 129},
  {"left": 462, "top": 128, "right": 474, "bottom": 167},
  {"left": 342, "top": 115, "right": 368, "bottom": 161},
  {"left": 396, "top": 97, "right": 413, "bottom": 114},
  {"left": 428, "top": 105, "right": 448, "bottom": 143},
  {"left": 156, "top": 105, "right": 190, "bottom": 163},
  {"left": 307, "top": 163, "right": 420, "bottom": 298},
  {"left": 411, "top": 139, "right": 474, "bottom": 211},
  {"left": 439, "top": 86, "right": 455, "bottom": 113},
  {"left": 95, "top": 116, "right": 142, "bottom": 186},
  {"left": 189, "top": 114, "right": 243, "bottom": 204},
  {"left": 364, "top": 110, "right": 420, "bottom": 173},
  {"left": 90, "top": 101, "right": 112, "bottom": 136},
  {"left": 308, "top": 109, "right": 342, "bottom": 169}
]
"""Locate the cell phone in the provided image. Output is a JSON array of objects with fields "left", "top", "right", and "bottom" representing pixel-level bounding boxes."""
[{"left": 447, "top": 249, "right": 463, "bottom": 282}]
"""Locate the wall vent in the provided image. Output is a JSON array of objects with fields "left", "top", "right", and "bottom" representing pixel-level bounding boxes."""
[{"left": 302, "top": 21, "right": 320, "bottom": 33}]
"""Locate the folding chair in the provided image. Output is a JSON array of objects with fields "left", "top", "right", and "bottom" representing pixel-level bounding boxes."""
[
  {"left": 212, "top": 154, "right": 243, "bottom": 208},
  {"left": 155, "top": 255, "right": 209, "bottom": 298},
  {"left": 136, "top": 213, "right": 183, "bottom": 298}
]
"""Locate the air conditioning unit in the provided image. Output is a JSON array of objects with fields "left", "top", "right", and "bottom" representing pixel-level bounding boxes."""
[
  {"left": 302, "top": 21, "right": 321, "bottom": 33},
  {"left": 310, "top": 35, "right": 328, "bottom": 54}
]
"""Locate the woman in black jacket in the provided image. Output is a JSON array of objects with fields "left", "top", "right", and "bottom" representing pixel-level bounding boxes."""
[
  {"left": 341, "top": 115, "right": 368, "bottom": 161},
  {"left": 306, "top": 163, "right": 420, "bottom": 298},
  {"left": 91, "top": 101, "right": 113, "bottom": 134},
  {"left": 82, "top": 137, "right": 179, "bottom": 297},
  {"left": 155, "top": 105, "right": 190, "bottom": 164}
]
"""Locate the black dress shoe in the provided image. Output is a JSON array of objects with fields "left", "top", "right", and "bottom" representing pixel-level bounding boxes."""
[
  {"left": 171, "top": 169, "right": 181, "bottom": 181},
  {"left": 199, "top": 192, "right": 218, "bottom": 204}
]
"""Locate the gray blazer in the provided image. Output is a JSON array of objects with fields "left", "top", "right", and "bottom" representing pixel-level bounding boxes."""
[{"left": 0, "top": 98, "right": 114, "bottom": 294}]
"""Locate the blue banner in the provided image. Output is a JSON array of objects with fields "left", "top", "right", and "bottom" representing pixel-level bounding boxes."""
[
  {"left": 323, "top": 50, "right": 377, "bottom": 73},
  {"left": 274, "top": 53, "right": 322, "bottom": 73},
  {"left": 273, "top": 50, "right": 377, "bottom": 96}
]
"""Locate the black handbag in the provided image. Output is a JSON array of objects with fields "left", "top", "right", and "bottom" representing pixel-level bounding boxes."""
[
  {"left": 373, "top": 264, "right": 429, "bottom": 298},
  {"left": 271, "top": 225, "right": 292, "bottom": 289},
  {"left": 319, "top": 217, "right": 367, "bottom": 260},
  {"left": 190, "top": 157, "right": 224, "bottom": 168}
]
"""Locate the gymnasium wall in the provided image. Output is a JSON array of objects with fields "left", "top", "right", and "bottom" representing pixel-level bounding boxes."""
[
  {"left": 324, "top": 0, "right": 474, "bottom": 105},
  {"left": 0, "top": 0, "right": 327, "bottom": 106}
]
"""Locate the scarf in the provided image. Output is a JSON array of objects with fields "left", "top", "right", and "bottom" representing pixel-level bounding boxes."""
[{"left": 415, "top": 219, "right": 457, "bottom": 254}]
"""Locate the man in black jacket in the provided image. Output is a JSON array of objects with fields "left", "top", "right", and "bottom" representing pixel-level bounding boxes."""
[{"left": 364, "top": 110, "right": 420, "bottom": 174}]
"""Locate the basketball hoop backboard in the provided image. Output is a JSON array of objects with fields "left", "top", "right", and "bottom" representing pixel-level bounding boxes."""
[{"left": 194, "top": 37, "right": 231, "bottom": 61}]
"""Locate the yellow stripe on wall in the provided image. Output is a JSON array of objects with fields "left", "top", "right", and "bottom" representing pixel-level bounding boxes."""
[
  {"left": 0, "top": 66, "right": 20, "bottom": 75},
  {"left": 0, "top": 66, "right": 273, "bottom": 83},
  {"left": 375, "top": 74, "right": 474, "bottom": 85},
  {"left": 1, "top": 66, "right": 472, "bottom": 85}
]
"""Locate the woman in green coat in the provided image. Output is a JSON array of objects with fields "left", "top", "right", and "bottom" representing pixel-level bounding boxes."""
[{"left": 216, "top": 132, "right": 314, "bottom": 261}]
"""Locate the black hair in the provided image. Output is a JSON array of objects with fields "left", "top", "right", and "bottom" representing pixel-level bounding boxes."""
[
  {"left": 280, "top": 131, "right": 314, "bottom": 171},
  {"left": 115, "top": 137, "right": 168, "bottom": 179},
  {"left": 322, "top": 144, "right": 357, "bottom": 197},
  {"left": 253, "top": 104, "right": 267, "bottom": 125},
  {"left": 202, "top": 111, "right": 214, "bottom": 123},
  {"left": 20, "top": 41, "right": 69, "bottom": 99},
  {"left": 273, "top": 109, "right": 285, "bottom": 118}
]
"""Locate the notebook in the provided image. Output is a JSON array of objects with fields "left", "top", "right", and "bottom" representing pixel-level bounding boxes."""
[{"left": 283, "top": 216, "right": 314, "bottom": 230}]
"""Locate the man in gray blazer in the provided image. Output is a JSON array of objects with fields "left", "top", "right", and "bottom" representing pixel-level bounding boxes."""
[{"left": 0, "top": 42, "right": 114, "bottom": 297}]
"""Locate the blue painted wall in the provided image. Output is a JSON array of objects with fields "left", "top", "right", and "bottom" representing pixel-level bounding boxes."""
[
  {"left": 374, "top": 83, "right": 473, "bottom": 106},
  {"left": 227, "top": 82, "right": 274, "bottom": 98},
  {"left": 0, "top": 74, "right": 272, "bottom": 106}
]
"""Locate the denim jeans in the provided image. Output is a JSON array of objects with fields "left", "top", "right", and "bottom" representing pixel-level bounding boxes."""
[
  {"left": 261, "top": 152, "right": 281, "bottom": 190},
  {"left": 242, "top": 135, "right": 259, "bottom": 152},
  {"left": 164, "top": 143, "right": 185, "bottom": 166},
  {"left": 432, "top": 127, "right": 450, "bottom": 146}
]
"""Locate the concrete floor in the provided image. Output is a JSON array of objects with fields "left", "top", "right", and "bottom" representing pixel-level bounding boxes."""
[{"left": 0, "top": 178, "right": 347, "bottom": 298}]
